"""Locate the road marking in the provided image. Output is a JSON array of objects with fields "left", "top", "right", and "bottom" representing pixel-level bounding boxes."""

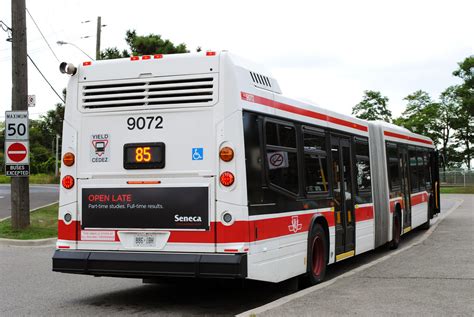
[
  {"left": 0, "top": 196, "right": 4, "bottom": 199},
  {"left": 237, "top": 198, "right": 464, "bottom": 317}
]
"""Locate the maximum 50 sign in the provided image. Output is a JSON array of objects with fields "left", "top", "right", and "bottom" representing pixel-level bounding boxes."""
[
  {"left": 6, "top": 111, "right": 29, "bottom": 139},
  {"left": 5, "top": 111, "right": 30, "bottom": 177}
]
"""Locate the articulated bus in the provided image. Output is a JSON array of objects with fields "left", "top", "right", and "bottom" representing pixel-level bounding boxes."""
[{"left": 53, "top": 52, "right": 440, "bottom": 285}]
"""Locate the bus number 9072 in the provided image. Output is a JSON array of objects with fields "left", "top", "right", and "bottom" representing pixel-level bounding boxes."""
[{"left": 127, "top": 116, "right": 163, "bottom": 130}]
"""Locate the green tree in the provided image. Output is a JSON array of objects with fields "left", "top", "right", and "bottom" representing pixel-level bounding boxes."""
[
  {"left": 394, "top": 90, "right": 441, "bottom": 146},
  {"left": 452, "top": 56, "right": 474, "bottom": 168},
  {"left": 439, "top": 86, "right": 462, "bottom": 169},
  {"left": 100, "top": 30, "right": 190, "bottom": 60},
  {"left": 39, "top": 103, "right": 64, "bottom": 138},
  {"left": 453, "top": 55, "right": 474, "bottom": 117},
  {"left": 352, "top": 90, "right": 392, "bottom": 122},
  {"left": 100, "top": 47, "right": 130, "bottom": 60},
  {"left": 125, "top": 30, "right": 188, "bottom": 56},
  {"left": 451, "top": 104, "right": 473, "bottom": 169}
]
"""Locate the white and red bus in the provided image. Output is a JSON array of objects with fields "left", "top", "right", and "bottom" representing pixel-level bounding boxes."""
[{"left": 53, "top": 52, "right": 440, "bottom": 284}]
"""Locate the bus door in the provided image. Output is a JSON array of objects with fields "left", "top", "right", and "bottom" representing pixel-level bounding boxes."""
[
  {"left": 331, "top": 136, "right": 355, "bottom": 259},
  {"left": 399, "top": 146, "right": 411, "bottom": 229},
  {"left": 431, "top": 150, "right": 441, "bottom": 215}
]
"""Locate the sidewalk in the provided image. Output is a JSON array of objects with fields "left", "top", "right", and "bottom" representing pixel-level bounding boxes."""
[{"left": 259, "top": 194, "right": 474, "bottom": 316}]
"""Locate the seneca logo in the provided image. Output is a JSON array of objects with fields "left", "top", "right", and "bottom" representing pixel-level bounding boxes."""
[{"left": 174, "top": 215, "right": 202, "bottom": 223}]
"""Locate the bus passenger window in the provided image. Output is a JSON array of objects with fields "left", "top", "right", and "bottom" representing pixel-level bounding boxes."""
[
  {"left": 417, "top": 149, "right": 426, "bottom": 190},
  {"left": 303, "top": 133, "right": 328, "bottom": 194},
  {"left": 409, "top": 148, "right": 419, "bottom": 192},
  {"left": 424, "top": 151, "right": 432, "bottom": 189},
  {"left": 386, "top": 143, "right": 400, "bottom": 193},
  {"left": 355, "top": 140, "right": 372, "bottom": 203},
  {"left": 265, "top": 122, "right": 299, "bottom": 194}
]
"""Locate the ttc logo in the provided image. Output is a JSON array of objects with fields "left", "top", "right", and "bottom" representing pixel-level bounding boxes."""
[{"left": 288, "top": 216, "right": 302, "bottom": 233}]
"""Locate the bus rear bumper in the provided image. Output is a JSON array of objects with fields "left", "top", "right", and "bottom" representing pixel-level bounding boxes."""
[{"left": 52, "top": 250, "right": 247, "bottom": 279}]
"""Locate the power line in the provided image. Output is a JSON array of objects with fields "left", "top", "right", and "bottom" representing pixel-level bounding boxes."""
[
  {"left": 25, "top": 7, "right": 60, "bottom": 62},
  {"left": 0, "top": 19, "right": 65, "bottom": 104},
  {"left": 27, "top": 53, "right": 65, "bottom": 103}
]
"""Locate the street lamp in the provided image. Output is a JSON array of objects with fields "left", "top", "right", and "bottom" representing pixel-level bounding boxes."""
[{"left": 56, "top": 40, "right": 95, "bottom": 60}]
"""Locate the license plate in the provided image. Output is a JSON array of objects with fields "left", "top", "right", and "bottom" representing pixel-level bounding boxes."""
[{"left": 134, "top": 233, "right": 156, "bottom": 247}]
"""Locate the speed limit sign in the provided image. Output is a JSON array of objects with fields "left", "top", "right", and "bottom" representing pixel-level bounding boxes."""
[{"left": 5, "top": 111, "right": 29, "bottom": 140}]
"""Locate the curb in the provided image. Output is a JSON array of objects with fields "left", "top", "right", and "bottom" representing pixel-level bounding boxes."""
[
  {"left": 0, "top": 237, "right": 56, "bottom": 247},
  {"left": 237, "top": 198, "right": 464, "bottom": 317}
]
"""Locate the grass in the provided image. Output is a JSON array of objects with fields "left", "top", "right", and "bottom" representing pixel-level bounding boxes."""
[
  {"left": 0, "top": 203, "right": 58, "bottom": 240},
  {"left": 0, "top": 173, "right": 59, "bottom": 184},
  {"left": 440, "top": 186, "right": 474, "bottom": 194}
]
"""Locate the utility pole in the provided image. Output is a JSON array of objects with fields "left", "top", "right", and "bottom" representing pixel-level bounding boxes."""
[
  {"left": 96, "top": 16, "right": 101, "bottom": 60},
  {"left": 11, "top": 0, "right": 30, "bottom": 229}
]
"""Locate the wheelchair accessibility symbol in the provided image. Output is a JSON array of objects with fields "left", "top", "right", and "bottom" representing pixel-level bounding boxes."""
[{"left": 192, "top": 148, "right": 203, "bottom": 160}]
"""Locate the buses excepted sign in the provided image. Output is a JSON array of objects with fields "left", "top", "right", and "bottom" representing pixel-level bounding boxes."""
[{"left": 5, "top": 141, "right": 30, "bottom": 176}]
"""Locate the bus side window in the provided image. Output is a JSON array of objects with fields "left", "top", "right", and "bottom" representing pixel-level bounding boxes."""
[
  {"left": 303, "top": 132, "right": 328, "bottom": 194},
  {"left": 355, "top": 139, "right": 372, "bottom": 203},
  {"left": 386, "top": 142, "right": 400, "bottom": 195},
  {"left": 417, "top": 148, "right": 426, "bottom": 191},
  {"left": 265, "top": 121, "right": 299, "bottom": 195},
  {"left": 424, "top": 150, "right": 432, "bottom": 189},
  {"left": 409, "top": 147, "right": 419, "bottom": 193}
]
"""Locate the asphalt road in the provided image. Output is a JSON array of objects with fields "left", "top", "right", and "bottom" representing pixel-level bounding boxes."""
[
  {"left": 0, "top": 195, "right": 468, "bottom": 316},
  {"left": 0, "top": 184, "right": 59, "bottom": 219},
  {"left": 259, "top": 194, "right": 473, "bottom": 317}
]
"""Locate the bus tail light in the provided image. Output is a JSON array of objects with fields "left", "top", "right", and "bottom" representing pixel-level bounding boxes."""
[
  {"left": 63, "top": 152, "right": 75, "bottom": 166},
  {"left": 220, "top": 171, "right": 235, "bottom": 187},
  {"left": 219, "top": 147, "right": 234, "bottom": 162},
  {"left": 62, "top": 175, "right": 75, "bottom": 189}
]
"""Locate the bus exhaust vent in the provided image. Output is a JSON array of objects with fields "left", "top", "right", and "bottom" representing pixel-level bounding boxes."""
[
  {"left": 80, "top": 74, "right": 217, "bottom": 110},
  {"left": 250, "top": 71, "right": 272, "bottom": 88},
  {"left": 249, "top": 71, "right": 281, "bottom": 94}
]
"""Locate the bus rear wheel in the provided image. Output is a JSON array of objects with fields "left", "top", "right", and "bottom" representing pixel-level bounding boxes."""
[{"left": 303, "top": 223, "right": 327, "bottom": 286}]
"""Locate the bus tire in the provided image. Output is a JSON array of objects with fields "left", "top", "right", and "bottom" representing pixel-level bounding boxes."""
[
  {"left": 389, "top": 210, "right": 401, "bottom": 250},
  {"left": 303, "top": 223, "right": 327, "bottom": 286}
]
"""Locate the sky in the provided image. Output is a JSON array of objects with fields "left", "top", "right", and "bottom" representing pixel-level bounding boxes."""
[{"left": 0, "top": 0, "right": 473, "bottom": 119}]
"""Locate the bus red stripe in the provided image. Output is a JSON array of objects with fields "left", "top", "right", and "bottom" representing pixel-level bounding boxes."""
[
  {"left": 354, "top": 205, "right": 374, "bottom": 221},
  {"left": 384, "top": 131, "right": 433, "bottom": 145},
  {"left": 58, "top": 210, "right": 338, "bottom": 243},
  {"left": 411, "top": 192, "right": 428, "bottom": 206},
  {"left": 241, "top": 92, "right": 368, "bottom": 132}
]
